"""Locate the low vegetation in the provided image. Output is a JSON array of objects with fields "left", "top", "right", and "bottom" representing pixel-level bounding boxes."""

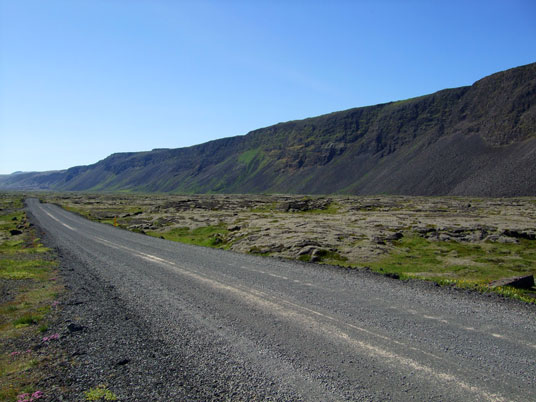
[
  {"left": 147, "top": 225, "right": 230, "bottom": 249},
  {"left": 369, "top": 236, "right": 536, "bottom": 303},
  {"left": 84, "top": 385, "right": 118, "bottom": 401},
  {"left": 41, "top": 192, "right": 536, "bottom": 303},
  {"left": 0, "top": 194, "right": 63, "bottom": 401}
]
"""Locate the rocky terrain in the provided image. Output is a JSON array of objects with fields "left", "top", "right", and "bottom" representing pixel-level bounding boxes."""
[
  {"left": 41, "top": 193, "right": 536, "bottom": 301},
  {"left": 2, "top": 62, "right": 535, "bottom": 196}
]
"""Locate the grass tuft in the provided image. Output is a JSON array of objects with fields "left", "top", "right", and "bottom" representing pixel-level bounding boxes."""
[{"left": 84, "top": 385, "right": 118, "bottom": 401}]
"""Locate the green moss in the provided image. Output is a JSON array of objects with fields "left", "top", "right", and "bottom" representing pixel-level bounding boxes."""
[
  {"left": 314, "top": 249, "right": 349, "bottom": 264},
  {"left": 84, "top": 385, "right": 118, "bottom": 401},
  {"left": 298, "top": 254, "right": 311, "bottom": 262},
  {"left": 147, "top": 225, "right": 230, "bottom": 248},
  {"left": 365, "top": 236, "right": 536, "bottom": 301},
  {"left": 0, "top": 259, "right": 56, "bottom": 280}
]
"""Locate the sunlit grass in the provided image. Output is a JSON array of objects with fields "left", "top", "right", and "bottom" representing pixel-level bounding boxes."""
[
  {"left": 367, "top": 236, "right": 536, "bottom": 281},
  {"left": 365, "top": 236, "right": 536, "bottom": 302},
  {"left": 147, "top": 225, "right": 230, "bottom": 248}
]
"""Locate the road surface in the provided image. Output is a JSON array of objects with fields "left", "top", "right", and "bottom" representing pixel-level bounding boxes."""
[{"left": 27, "top": 199, "right": 535, "bottom": 401}]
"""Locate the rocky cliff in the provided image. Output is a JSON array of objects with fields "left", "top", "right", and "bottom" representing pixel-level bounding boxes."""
[{"left": 2, "top": 62, "right": 535, "bottom": 196}]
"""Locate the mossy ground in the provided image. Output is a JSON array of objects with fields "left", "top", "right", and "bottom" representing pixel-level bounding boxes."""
[
  {"left": 0, "top": 194, "right": 63, "bottom": 401},
  {"left": 44, "top": 193, "right": 536, "bottom": 304},
  {"left": 366, "top": 236, "right": 536, "bottom": 302},
  {"left": 147, "top": 225, "right": 231, "bottom": 249}
]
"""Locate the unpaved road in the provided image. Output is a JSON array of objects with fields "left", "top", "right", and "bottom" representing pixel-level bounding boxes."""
[{"left": 28, "top": 199, "right": 536, "bottom": 401}]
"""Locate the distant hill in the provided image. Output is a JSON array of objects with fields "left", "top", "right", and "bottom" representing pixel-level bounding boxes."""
[{"left": 2, "top": 62, "right": 535, "bottom": 196}]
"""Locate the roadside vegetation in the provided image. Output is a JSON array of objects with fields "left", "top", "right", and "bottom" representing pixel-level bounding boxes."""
[
  {"left": 368, "top": 236, "right": 536, "bottom": 303},
  {"left": 42, "top": 192, "right": 536, "bottom": 303},
  {"left": 0, "top": 194, "right": 63, "bottom": 401},
  {"left": 147, "top": 225, "right": 230, "bottom": 249}
]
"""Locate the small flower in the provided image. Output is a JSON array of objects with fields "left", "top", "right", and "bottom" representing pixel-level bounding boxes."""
[
  {"left": 31, "top": 390, "right": 44, "bottom": 399},
  {"left": 17, "top": 393, "right": 30, "bottom": 402},
  {"left": 42, "top": 333, "right": 60, "bottom": 342},
  {"left": 51, "top": 301, "right": 59, "bottom": 307},
  {"left": 11, "top": 351, "right": 20, "bottom": 356},
  {"left": 25, "top": 349, "right": 32, "bottom": 353}
]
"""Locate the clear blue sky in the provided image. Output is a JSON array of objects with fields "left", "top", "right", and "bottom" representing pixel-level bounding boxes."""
[{"left": 1, "top": 0, "right": 535, "bottom": 174}]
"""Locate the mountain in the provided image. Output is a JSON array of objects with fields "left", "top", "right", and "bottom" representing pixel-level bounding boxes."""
[{"left": 2, "top": 62, "right": 535, "bottom": 196}]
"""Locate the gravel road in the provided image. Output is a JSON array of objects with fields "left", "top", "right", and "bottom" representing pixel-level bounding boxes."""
[{"left": 27, "top": 198, "right": 536, "bottom": 401}]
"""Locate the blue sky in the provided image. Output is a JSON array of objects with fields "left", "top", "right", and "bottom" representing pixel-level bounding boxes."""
[{"left": 1, "top": 0, "right": 535, "bottom": 174}]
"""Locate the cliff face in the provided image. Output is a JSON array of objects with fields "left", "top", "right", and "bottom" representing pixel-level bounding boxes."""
[{"left": 2, "top": 62, "right": 535, "bottom": 196}]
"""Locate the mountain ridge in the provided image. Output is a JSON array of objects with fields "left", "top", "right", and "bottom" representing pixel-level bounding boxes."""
[{"left": 2, "top": 62, "right": 535, "bottom": 196}]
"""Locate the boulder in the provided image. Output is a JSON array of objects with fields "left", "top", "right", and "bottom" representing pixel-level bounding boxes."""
[
  {"left": 490, "top": 275, "right": 534, "bottom": 289},
  {"left": 485, "top": 234, "right": 518, "bottom": 244},
  {"left": 502, "top": 229, "right": 536, "bottom": 241},
  {"left": 67, "top": 322, "right": 85, "bottom": 333},
  {"left": 384, "top": 232, "right": 403, "bottom": 241},
  {"left": 277, "top": 198, "right": 332, "bottom": 212},
  {"left": 371, "top": 236, "right": 386, "bottom": 245},
  {"left": 297, "top": 245, "right": 317, "bottom": 256}
]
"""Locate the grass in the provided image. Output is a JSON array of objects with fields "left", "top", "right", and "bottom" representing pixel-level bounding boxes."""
[
  {"left": 238, "top": 148, "right": 262, "bottom": 165},
  {"left": 0, "top": 259, "right": 55, "bottom": 280},
  {"left": 84, "top": 385, "right": 118, "bottom": 401},
  {"left": 366, "top": 236, "right": 536, "bottom": 302},
  {"left": 368, "top": 236, "right": 536, "bottom": 280},
  {"left": 0, "top": 194, "right": 63, "bottom": 400},
  {"left": 147, "top": 224, "right": 230, "bottom": 249},
  {"left": 61, "top": 204, "right": 94, "bottom": 219},
  {"left": 13, "top": 314, "right": 41, "bottom": 327}
]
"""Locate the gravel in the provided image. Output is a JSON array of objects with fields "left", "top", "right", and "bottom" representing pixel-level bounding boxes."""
[
  {"left": 27, "top": 199, "right": 536, "bottom": 401},
  {"left": 29, "top": 206, "right": 301, "bottom": 401}
]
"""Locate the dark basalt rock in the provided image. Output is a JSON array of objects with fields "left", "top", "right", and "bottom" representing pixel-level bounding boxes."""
[
  {"left": 502, "top": 229, "right": 536, "bottom": 241},
  {"left": 67, "top": 322, "right": 85, "bottom": 333},
  {"left": 490, "top": 275, "right": 534, "bottom": 289}
]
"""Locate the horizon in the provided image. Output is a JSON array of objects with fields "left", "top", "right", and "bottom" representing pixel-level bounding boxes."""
[{"left": 1, "top": 0, "right": 535, "bottom": 174}]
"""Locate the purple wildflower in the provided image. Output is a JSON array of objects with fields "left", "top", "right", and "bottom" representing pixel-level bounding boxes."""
[
  {"left": 17, "top": 393, "right": 30, "bottom": 402},
  {"left": 17, "top": 390, "right": 44, "bottom": 401},
  {"left": 42, "top": 333, "right": 60, "bottom": 342}
]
